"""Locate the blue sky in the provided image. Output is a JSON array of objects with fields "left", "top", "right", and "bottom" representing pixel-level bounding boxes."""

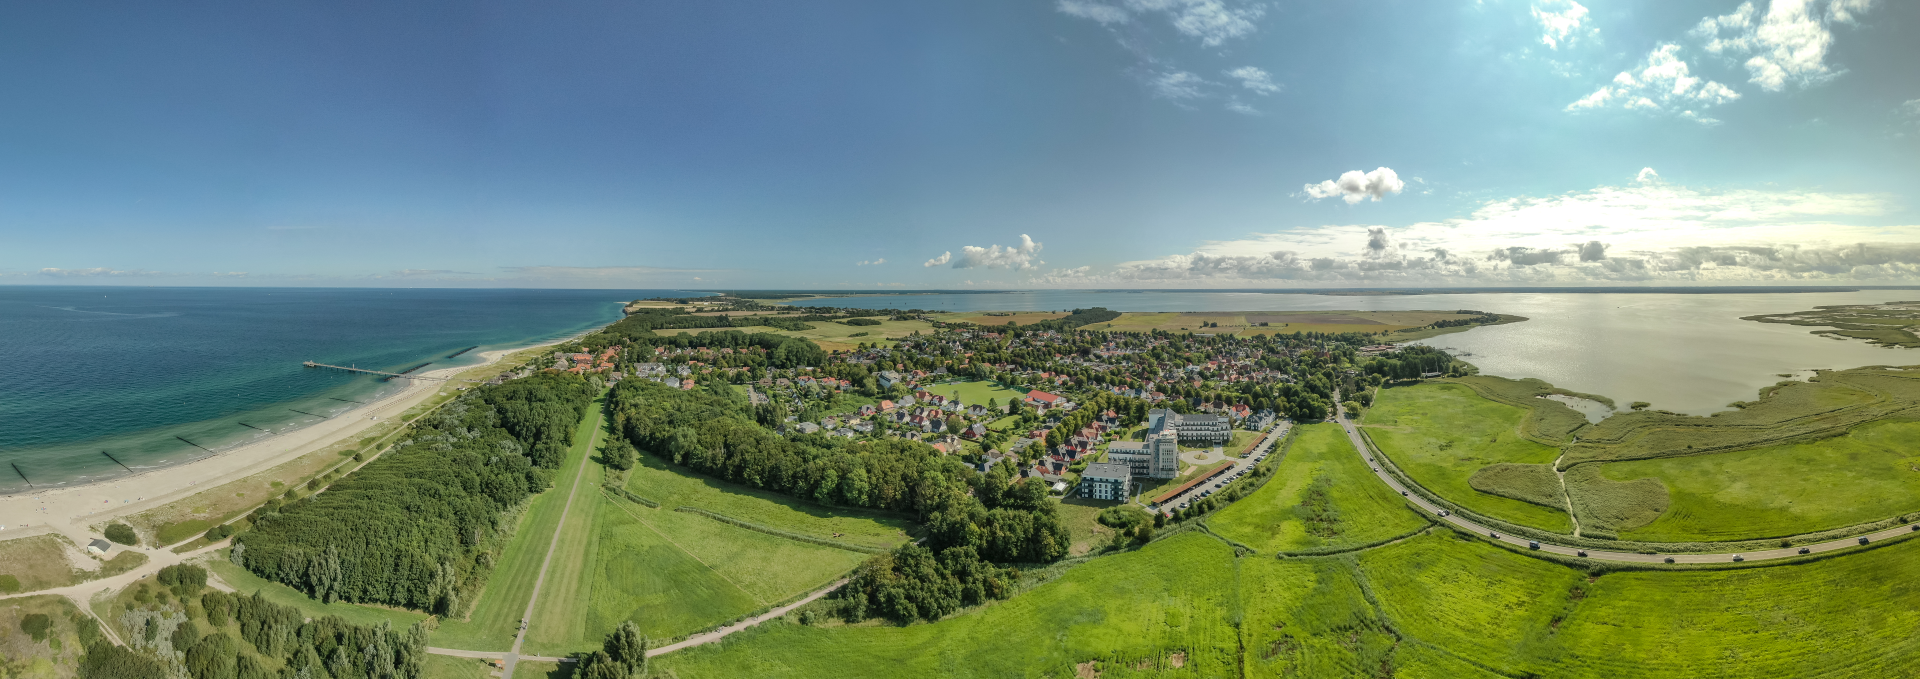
[{"left": 1, "top": 0, "right": 1916, "bottom": 289}]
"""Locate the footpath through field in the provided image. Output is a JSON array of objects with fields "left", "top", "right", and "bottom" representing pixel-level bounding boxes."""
[
  {"left": 1333, "top": 400, "right": 1919, "bottom": 564},
  {"left": 497, "top": 390, "right": 607, "bottom": 679}
]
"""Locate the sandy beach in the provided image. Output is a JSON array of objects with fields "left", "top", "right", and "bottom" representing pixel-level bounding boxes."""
[{"left": 0, "top": 340, "right": 568, "bottom": 552}]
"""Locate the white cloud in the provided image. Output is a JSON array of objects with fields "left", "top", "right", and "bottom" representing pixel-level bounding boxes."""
[
  {"left": 946, "top": 234, "right": 1046, "bottom": 270},
  {"left": 856, "top": 258, "right": 886, "bottom": 266},
  {"left": 1224, "top": 66, "right": 1280, "bottom": 95},
  {"left": 1692, "top": 0, "right": 1874, "bottom": 92},
  {"left": 923, "top": 252, "right": 952, "bottom": 267},
  {"left": 1901, "top": 99, "right": 1920, "bottom": 117},
  {"left": 1303, "top": 167, "right": 1407, "bottom": 205},
  {"left": 36, "top": 267, "right": 165, "bottom": 277},
  {"left": 1635, "top": 167, "right": 1661, "bottom": 184},
  {"left": 1533, "top": 0, "right": 1594, "bottom": 50},
  {"left": 1566, "top": 44, "right": 1739, "bottom": 120},
  {"left": 1057, "top": 0, "right": 1130, "bottom": 24},
  {"left": 1225, "top": 99, "right": 1260, "bottom": 116},
  {"left": 1149, "top": 71, "right": 1211, "bottom": 100},
  {"left": 1056, "top": 0, "right": 1265, "bottom": 46}
]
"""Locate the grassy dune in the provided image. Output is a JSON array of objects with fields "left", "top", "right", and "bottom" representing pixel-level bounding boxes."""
[
  {"left": 1363, "top": 383, "right": 1573, "bottom": 532},
  {"left": 1209, "top": 424, "right": 1427, "bottom": 554}
]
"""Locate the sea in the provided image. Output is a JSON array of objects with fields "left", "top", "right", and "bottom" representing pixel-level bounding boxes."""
[
  {"left": 791, "top": 289, "right": 1920, "bottom": 417},
  {"left": 0, "top": 287, "right": 679, "bottom": 494}
]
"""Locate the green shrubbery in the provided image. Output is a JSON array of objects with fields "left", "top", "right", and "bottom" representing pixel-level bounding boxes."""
[{"left": 104, "top": 523, "right": 137, "bottom": 545}]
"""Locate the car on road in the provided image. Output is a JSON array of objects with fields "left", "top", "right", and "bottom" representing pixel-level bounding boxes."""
[
  {"left": 1438, "top": 510, "right": 1449, "bottom": 517},
  {"left": 1798, "top": 547, "right": 1811, "bottom": 554},
  {"left": 1859, "top": 536, "right": 1871, "bottom": 545},
  {"left": 1489, "top": 531, "right": 1500, "bottom": 539},
  {"left": 1528, "top": 541, "right": 1540, "bottom": 550}
]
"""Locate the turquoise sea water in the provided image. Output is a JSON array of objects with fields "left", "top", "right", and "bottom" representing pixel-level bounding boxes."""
[{"left": 0, "top": 287, "right": 674, "bottom": 493}]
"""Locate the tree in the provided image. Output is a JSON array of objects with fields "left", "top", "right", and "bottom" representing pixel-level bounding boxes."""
[
  {"left": 104, "top": 523, "right": 137, "bottom": 545},
  {"left": 579, "top": 651, "right": 626, "bottom": 679},
  {"left": 603, "top": 437, "right": 638, "bottom": 471},
  {"left": 603, "top": 621, "right": 648, "bottom": 677}
]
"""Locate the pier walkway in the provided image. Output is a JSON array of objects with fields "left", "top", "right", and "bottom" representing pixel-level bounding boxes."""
[{"left": 302, "top": 361, "right": 448, "bottom": 380}]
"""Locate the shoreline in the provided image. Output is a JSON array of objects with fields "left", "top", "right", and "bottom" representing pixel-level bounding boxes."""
[{"left": 0, "top": 321, "right": 613, "bottom": 550}]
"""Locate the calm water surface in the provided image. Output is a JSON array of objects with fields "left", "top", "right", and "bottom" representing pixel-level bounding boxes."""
[
  {"left": 0, "top": 287, "right": 678, "bottom": 492},
  {"left": 802, "top": 290, "right": 1917, "bottom": 415}
]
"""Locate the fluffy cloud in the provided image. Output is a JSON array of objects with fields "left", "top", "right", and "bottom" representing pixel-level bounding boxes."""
[
  {"left": 1225, "top": 66, "right": 1280, "bottom": 95},
  {"left": 1692, "top": 0, "right": 1874, "bottom": 92},
  {"left": 1303, "top": 168, "right": 1407, "bottom": 204},
  {"left": 939, "top": 234, "right": 1047, "bottom": 270},
  {"left": 1566, "top": 44, "right": 1740, "bottom": 120},
  {"left": 1032, "top": 171, "right": 1912, "bottom": 287},
  {"left": 1533, "top": 0, "right": 1594, "bottom": 50},
  {"left": 856, "top": 258, "right": 886, "bottom": 266}
]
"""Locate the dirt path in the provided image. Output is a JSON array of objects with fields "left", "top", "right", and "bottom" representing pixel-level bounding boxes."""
[
  {"left": 1333, "top": 402, "right": 1919, "bottom": 564},
  {"left": 644, "top": 578, "right": 849, "bottom": 657},
  {"left": 501, "top": 396, "right": 604, "bottom": 679},
  {"left": 1552, "top": 451, "right": 1580, "bottom": 537}
]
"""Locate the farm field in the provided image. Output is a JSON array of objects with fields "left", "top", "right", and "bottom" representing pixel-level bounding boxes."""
[
  {"left": 1594, "top": 417, "right": 1920, "bottom": 542},
  {"left": 946, "top": 311, "right": 1068, "bottom": 326},
  {"left": 656, "top": 524, "right": 1920, "bottom": 678},
  {"left": 1362, "top": 382, "right": 1573, "bottom": 533},
  {"left": 1209, "top": 424, "right": 1428, "bottom": 554},
  {"left": 624, "top": 453, "right": 914, "bottom": 552},
  {"left": 668, "top": 317, "right": 936, "bottom": 351},
  {"left": 919, "top": 379, "right": 1025, "bottom": 408},
  {"left": 431, "top": 391, "right": 606, "bottom": 652}
]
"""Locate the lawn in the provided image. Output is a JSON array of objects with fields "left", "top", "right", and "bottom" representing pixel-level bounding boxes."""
[
  {"left": 1363, "top": 383, "right": 1573, "bottom": 533},
  {"left": 1056, "top": 496, "right": 1116, "bottom": 555},
  {"left": 920, "top": 379, "right": 1025, "bottom": 409},
  {"left": 1209, "top": 424, "right": 1428, "bottom": 554},
  {"left": 423, "top": 655, "right": 499, "bottom": 679},
  {"left": 431, "top": 390, "right": 606, "bottom": 652},
  {"left": 624, "top": 452, "right": 914, "bottom": 551},
  {"left": 1594, "top": 417, "right": 1920, "bottom": 542}
]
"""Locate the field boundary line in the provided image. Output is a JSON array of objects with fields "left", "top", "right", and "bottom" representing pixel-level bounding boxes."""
[
  {"left": 671, "top": 506, "right": 889, "bottom": 554},
  {"left": 597, "top": 489, "right": 768, "bottom": 606}
]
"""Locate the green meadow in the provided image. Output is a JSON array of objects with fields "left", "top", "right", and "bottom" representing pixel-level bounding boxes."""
[
  {"left": 1596, "top": 417, "right": 1920, "bottom": 542},
  {"left": 1363, "top": 383, "right": 1573, "bottom": 532},
  {"left": 1208, "top": 423, "right": 1428, "bottom": 554},
  {"left": 656, "top": 527, "right": 1920, "bottom": 678}
]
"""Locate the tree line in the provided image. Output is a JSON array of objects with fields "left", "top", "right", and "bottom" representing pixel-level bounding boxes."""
[{"left": 233, "top": 372, "right": 595, "bottom": 615}]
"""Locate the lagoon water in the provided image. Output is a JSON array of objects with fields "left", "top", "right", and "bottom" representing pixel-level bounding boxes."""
[
  {"left": 803, "top": 290, "right": 1920, "bottom": 416},
  {"left": 0, "top": 287, "right": 663, "bottom": 493}
]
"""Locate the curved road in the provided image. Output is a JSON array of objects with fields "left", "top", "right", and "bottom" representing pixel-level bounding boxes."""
[{"left": 1332, "top": 403, "right": 1918, "bottom": 564}]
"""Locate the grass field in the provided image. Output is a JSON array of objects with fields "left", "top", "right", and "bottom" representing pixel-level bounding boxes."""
[
  {"left": 422, "top": 655, "right": 498, "bottom": 679},
  {"left": 516, "top": 449, "right": 900, "bottom": 655},
  {"left": 1209, "top": 424, "right": 1428, "bottom": 554},
  {"left": 431, "top": 391, "right": 606, "bottom": 652},
  {"left": 667, "top": 318, "right": 936, "bottom": 351},
  {"left": 624, "top": 453, "right": 913, "bottom": 551},
  {"left": 946, "top": 311, "right": 1067, "bottom": 326},
  {"left": 1363, "top": 383, "right": 1573, "bottom": 532},
  {"left": 920, "top": 379, "right": 1025, "bottom": 408},
  {"left": 1592, "top": 417, "right": 1920, "bottom": 542},
  {"left": 0, "top": 534, "right": 83, "bottom": 593}
]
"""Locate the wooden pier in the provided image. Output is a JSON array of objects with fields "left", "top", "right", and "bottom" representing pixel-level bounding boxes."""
[{"left": 303, "top": 361, "right": 448, "bottom": 381}]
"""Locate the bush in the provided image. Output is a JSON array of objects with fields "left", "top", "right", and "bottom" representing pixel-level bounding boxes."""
[
  {"left": 204, "top": 524, "right": 233, "bottom": 542},
  {"left": 0, "top": 574, "right": 20, "bottom": 593},
  {"left": 104, "top": 524, "right": 137, "bottom": 546},
  {"left": 843, "top": 318, "right": 882, "bottom": 326},
  {"left": 19, "top": 613, "right": 51, "bottom": 641},
  {"left": 157, "top": 563, "right": 207, "bottom": 598}
]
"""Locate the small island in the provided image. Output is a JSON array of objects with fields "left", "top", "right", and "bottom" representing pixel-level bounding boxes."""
[{"left": 1743, "top": 301, "right": 1920, "bottom": 348}]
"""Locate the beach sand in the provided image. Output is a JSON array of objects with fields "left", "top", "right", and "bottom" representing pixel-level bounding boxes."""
[{"left": 0, "top": 341, "right": 564, "bottom": 552}]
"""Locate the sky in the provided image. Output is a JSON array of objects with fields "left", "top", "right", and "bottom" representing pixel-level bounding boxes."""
[{"left": 1, "top": 0, "right": 1916, "bottom": 289}]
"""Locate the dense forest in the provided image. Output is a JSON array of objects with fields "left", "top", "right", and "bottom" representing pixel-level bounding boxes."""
[
  {"left": 233, "top": 372, "right": 595, "bottom": 614},
  {"left": 608, "top": 379, "right": 1070, "bottom": 562}
]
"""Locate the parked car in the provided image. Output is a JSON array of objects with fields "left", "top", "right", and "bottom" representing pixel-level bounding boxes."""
[{"left": 1798, "top": 547, "right": 1810, "bottom": 555}]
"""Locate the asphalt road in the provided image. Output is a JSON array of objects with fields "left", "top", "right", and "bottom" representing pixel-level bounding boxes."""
[{"left": 1331, "top": 403, "right": 1917, "bottom": 564}]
